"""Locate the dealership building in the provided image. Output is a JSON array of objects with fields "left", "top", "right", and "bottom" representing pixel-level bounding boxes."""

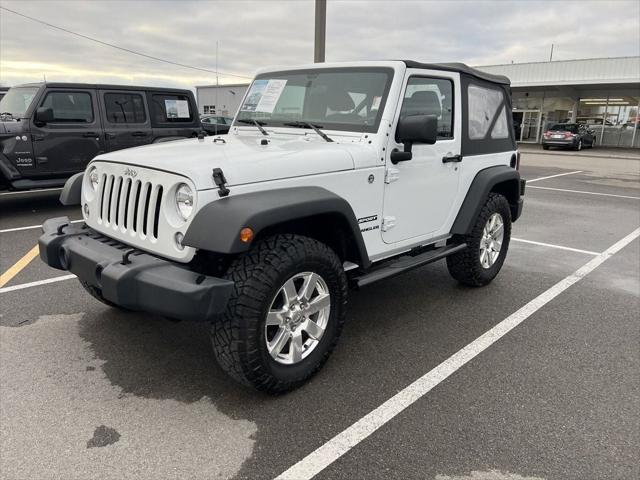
[{"left": 197, "top": 56, "right": 640, "bottom": 148}]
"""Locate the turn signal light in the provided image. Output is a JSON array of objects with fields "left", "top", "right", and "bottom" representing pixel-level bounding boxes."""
[{"left": 239, "top": 227, "right": 254, "bottom": 243}]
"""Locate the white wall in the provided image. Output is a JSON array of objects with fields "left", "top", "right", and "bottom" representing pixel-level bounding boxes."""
[
  {"left": 477, "top": 57, "right": 640, "bottom": 87},
  {"left": 196, "top": 84, "right": 249, "bottom": 117}
]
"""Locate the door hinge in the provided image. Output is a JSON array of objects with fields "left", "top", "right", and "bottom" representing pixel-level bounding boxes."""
[
  {"left": 385, "top": 167, "right": 400, "bottom": 184},
  {"left": 382, "top": 216, "right": 396, "bottom": 231}
]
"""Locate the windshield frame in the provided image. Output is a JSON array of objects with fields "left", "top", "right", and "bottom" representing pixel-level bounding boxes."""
[
  {"left": 0, "top": 86, "right": 41, "bottom": 119},
  {"left": 234, "top": 67, "right": 395, "bottom": 134}
]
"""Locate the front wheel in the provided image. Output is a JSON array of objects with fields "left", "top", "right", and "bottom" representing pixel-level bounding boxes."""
[
  {"left": 447, "top": 193, "right": 512, "bottom": 287},
  {"left": 211, "top": 234, "right": 348, "bottom": 394}
]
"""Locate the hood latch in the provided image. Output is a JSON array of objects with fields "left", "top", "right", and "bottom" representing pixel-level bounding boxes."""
[{"left": 212, "top": 168, "right": 230, "bottom": 197}]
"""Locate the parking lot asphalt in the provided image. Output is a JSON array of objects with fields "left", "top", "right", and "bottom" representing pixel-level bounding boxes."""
[{"left": 1, "top": 151, "right": 639, "bottom": 480}]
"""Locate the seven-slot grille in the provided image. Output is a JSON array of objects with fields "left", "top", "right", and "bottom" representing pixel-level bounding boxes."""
[{"left": 97, "top": 174, "right": 164, "bottom": 239}]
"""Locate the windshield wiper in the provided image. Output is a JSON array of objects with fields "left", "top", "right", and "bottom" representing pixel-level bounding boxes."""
[
  {"left": 284, "top": 121, "right": 333, "bottom": 143},
  {"left": 237, "top": 118, "right": 269, "bottom": 136}
]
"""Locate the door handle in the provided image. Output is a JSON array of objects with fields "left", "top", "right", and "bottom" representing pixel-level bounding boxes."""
[
  {"left": 442, "top": 154, "right": 462, "bottom": 163},
  {"left": 82, "top": 132, "right": 98, "bottom": 137},
  {"left": 104, "top": 133, "right": 116, "bottom": 139},
  {"left": 132, "top": 131, "right": 148, "bottom": 137},
  {"left": 32, "top": 134, "right": 45, "bottom": 141}
]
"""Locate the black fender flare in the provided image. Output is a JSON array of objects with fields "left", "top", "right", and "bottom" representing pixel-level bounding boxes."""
[
  {"left": 451, "top": 165, "right": 523, "bottom": 235},
  {"left": 183, "top": 186, "right": 370, "bottom": 267},
  {"left": 0, "top": 153, "right": 21, "bottom": 181},
  {"left": 59, "top": 172, "right": 83, "bottom": 206}
]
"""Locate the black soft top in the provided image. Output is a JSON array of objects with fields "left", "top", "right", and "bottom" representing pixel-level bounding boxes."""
[{"left": 402, "top": 61, "right": 510, "bottom": 85}]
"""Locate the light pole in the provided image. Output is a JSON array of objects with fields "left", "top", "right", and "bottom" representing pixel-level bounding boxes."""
[{"left": 314, "top": 0, "right": 326, "bottom": 62}]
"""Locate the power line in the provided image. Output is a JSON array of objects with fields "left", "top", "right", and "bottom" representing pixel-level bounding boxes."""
[{"left": 0, "top": 6, "right": 253, "bottom": 79}]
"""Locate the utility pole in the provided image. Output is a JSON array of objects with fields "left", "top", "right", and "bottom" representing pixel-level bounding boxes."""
[
  {"left": 549, "top": 43, "right": 554, "bottom": 62},
  {"left": 314, "top": 0, "right": 326, "bottom": 62}
]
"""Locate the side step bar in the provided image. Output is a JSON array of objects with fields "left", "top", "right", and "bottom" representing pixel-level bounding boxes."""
[{"left": 354, "top": 243, "right": 467, "bottom": 287}]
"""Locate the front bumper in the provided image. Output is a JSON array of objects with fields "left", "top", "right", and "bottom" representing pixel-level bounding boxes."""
[{"left": 38, "top": 217, "right": 234, "bottom": 321}]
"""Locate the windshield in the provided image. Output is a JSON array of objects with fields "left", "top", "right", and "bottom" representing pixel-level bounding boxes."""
[
  {"left": 549, "top": 123, "right": 578, "bottom": 133},
  {"left": 0, "top": 86, "right": 39, "bottom": 118},
  {"left": 235, "top": 67, "right": 393, "bottom": 133}
]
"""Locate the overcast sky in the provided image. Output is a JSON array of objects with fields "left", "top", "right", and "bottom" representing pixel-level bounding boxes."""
[{"left": 1, "top": 0, "right": 638, "bottom": 88}]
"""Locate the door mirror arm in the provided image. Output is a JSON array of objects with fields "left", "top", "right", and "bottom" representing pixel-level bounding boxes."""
[{"left": 390, "top": 142, "right": 413, "bottom": 164}]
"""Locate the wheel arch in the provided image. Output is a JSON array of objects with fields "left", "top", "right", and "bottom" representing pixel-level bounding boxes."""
[
  {"left": 451, "top": 165, "right": 522, "bottom": 235},
  {"left": 183, "top": 186, "right": 370, "bottom": 268}
]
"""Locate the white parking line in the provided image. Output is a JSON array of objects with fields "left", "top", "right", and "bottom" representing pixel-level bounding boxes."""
[
  {"left": 528, "top": 185, "right": 640, "bottom": 200},
  {"left": 511, "top": 237, "right": 599, "bottom": 256},
  {"left": 275, "top": 227, "right": 640, "bottom": 480},
  {"left": 0, "top": 219, "right": 83, "bottom": 234},
  {"left": 0, "top": 187, "right": 62, "bottom": 196},
  {"left": 0, "top": 274, "right": 76, "bottom": 294},
  {"left": 527, "top": 170, "right": 583, "bottom": 183}
]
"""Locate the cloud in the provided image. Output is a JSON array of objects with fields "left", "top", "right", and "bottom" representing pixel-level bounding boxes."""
[{"left": 1, "top": 0, "right": 638, "bottom": 88}]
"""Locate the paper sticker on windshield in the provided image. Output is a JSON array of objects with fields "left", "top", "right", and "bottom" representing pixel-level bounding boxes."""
[
  {"left": 241, "top": 79, "right": 287, "bottom": 113},
  {"left": 165, "top": 99, "right": 190, "bottom": 118},
  {"left": 371, "top": 96, "right": 381, "bottom": 111}
]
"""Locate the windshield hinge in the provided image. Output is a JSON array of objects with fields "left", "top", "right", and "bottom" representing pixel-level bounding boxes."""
[
  {"left": 385, "top": 167, "right": 400, "bottom": 184},
  {"left": 212, "top": 168, "right": 230, "bottom": 197}
]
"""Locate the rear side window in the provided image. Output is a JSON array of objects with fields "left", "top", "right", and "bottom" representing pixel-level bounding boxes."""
[
  {"left": 150, "top": 94, "right": 193, "bottom": 123},
  {"left": 104, "top": 93, "right": 146, "bottom": 123},
  {"left": 41, "top": 91, "right": 93, "bottom": 123},
  {"left": 467, "top": 85, "right": 506, "bottom": 140},
  {"left": 400, "top": 77, "right": 453, "bottom": 138}
]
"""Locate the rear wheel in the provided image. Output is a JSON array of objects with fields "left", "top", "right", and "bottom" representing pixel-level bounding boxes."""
[
  {"left": 447, "top": 193, "right": 511, "bottom": 286},
  {"left": 211, "top": 234, "right": 348, "bottom": 394}
]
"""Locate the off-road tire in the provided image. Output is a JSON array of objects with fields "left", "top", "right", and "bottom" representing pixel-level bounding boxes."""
[
  {"left": 79, "top": 280, "right": 122, "bottom": 309},
  {"left": 211, "top": 234, "right": 348, "bottom": 394},
  {"left": 446, "top": 193, "right": 512, "bottom": 287}
]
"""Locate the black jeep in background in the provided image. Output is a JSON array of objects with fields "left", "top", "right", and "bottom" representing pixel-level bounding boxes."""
[{"left": 0, "top": 83, "right": 202, "bottom": 190}]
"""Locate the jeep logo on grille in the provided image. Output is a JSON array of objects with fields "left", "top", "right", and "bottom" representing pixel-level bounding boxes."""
[{"left": 124, "top": 167, "right": 138, "bottom": 177}]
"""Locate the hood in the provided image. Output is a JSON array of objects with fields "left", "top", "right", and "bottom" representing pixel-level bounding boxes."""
[
  {"left": 0, "top": 119, "right": 28, "bottom": 135},
  {"left": 93, "top": 133, "right": 374, "bottom": 190}
]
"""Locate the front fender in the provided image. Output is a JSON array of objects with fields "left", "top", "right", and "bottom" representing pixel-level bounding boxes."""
[
  {"left": 59, "top": 172, "right": 83, "bottom": 206},
  {"left": 183, "top": 186, "right": 369, "bottom": 266}
]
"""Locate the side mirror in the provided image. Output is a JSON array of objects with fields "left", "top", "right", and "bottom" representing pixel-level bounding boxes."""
[
  {"left": 391, "top": 114, "right": 438, "bottom": 164},
  {"left": 35, "top": 107, "right": 54, "bottom": 125}
]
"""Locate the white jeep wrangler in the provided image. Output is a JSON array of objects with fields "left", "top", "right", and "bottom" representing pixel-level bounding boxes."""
[{"left": 40, "top": 61, "right": 525, "bottom": 393}]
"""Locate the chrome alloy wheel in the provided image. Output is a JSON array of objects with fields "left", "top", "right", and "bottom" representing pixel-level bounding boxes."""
[
  {"left": 479, "top": 212, "right": 504, "bottom": 269},
  {"left": 265, "top": 272, "right": 331, "bottom": 365}
]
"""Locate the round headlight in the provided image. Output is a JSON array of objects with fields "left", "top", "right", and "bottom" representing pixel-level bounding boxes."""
[
  {"left": 175, "top": 183, "right": 194, "bottom": 220},
  {"left": 88, "top": 167, "right": 99, "bottom": 191}
]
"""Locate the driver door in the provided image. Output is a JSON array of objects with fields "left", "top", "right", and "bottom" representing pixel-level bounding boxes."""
[{"left": 382, "top": 70, "right": 462, "bottom": 244}]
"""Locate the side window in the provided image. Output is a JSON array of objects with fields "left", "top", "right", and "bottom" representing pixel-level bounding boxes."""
[
  {"left": 400, "top": 77, "right": 453, "bottom": 138},
  {"left": 104, "top": 93, "right": 146, "bottom": 124},
  {"left": 150, "top": 94, "right": 193, "bottom": 123},
  {"left": 468, "top": 84, "right": 506, "bottom": 140},
  {"left": 41, "top": 91, "right": 93, "bottom": 123}
]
